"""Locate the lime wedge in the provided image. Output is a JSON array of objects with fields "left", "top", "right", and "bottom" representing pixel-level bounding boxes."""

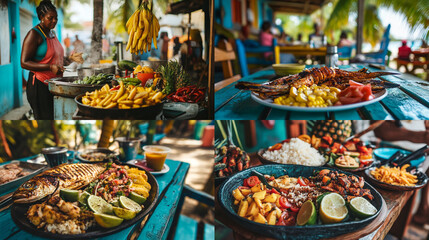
[
  {"left": 130, "top": 192, "right": 147, "bottom": 205},
  {"left": 60, "top": 189, "right": 80, "bottom": 202},
  {"left": 88, "top": 195, "right": 114, "bottom": 215},
  {"left": 78, "top": 191, "right": 90, "bottom": 206},
  {"left": 349, "top": 197, "right": 377, "bottom": 218},
  {"left": 320, "top": 193, "right": 348, "bottom": 224},
  {"left": 297, "top": 200, "right": 317, "bottom": 226},
  {"left": 94, "top": 213, "right": 124, "bottom": 228},
  {"left": 119, "top": 196, "right": 142, "bottom": 213},
  {"left": 113, "top": 206, "right": 137, "bottom": 220}
]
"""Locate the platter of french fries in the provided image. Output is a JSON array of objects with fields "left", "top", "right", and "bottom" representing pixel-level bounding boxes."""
[
  {"left": 79, "top": 81, "right": 165, "bottom": 109},
  {"left": 365, "top": 164, "right": 428, "bottom": 191},
  {"left": 75, "top": 81, "right": 164, "bottom": 119}
]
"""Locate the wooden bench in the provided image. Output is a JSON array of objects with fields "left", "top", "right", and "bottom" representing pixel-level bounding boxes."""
[{"left": 395, "top": 58, "right": 429, "bottom": 73}]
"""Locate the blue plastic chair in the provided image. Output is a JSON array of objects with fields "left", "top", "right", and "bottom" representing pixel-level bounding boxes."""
[
  {"left": 338, "top": 45, "right": 355, "bottom": 60},
  {"left": 169, "top": 185, "right": 215, "bottom": 240},
  {"left": 138, "top": 123, "right": 165, "bottom": 145},
  {"left": 362, "top": 24, "right": 391, "bottom": 65},
  {"left": 235, "top": 38, "right": 277, "bottom": 77}
]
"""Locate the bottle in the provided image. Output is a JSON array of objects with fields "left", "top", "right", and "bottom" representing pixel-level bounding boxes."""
[{"left": 326, "top": 46, "right": 338, "bottom": 68}]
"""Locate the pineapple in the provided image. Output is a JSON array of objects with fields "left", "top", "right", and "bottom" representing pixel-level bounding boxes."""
[{"left": 310, "top": 120, "right": 353, "bottom": 143}]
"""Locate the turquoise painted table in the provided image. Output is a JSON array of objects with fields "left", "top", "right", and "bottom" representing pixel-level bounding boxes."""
[
  {"left": 215, "top": 64, "right": 429, "bottom": 120},
  {"left": 0, "top": 155, "right": 190, "bottom": 240}
]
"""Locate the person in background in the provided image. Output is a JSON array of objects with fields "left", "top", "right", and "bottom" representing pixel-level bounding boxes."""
[
  {"left": 20, "top": 0, "right": 83, "bottom": 119},
  {"left": 161, "top": 32, "right": 169, "bottom": 60},
  {"left": 173, "top": 37, "right": 181, "bottom": 57},
  {"left": 277, "top": 32, "right": 290, "bottom": 46},
  {"left": 259, "top": 21, "right": 295, "bottom": 63},
  {"left": 337, "top": 31, "right": 353, "bottom": 48},
  {"left": 308, "top": 23, "right": 325, "bottom": 47},
  {"left": 72, "top": 35, "right": 85, "bottom": 53},
  {"left": 398, "top": 40, "right": 412, "bottom": 61},
  {"left": 63, "top": 34, "right": 71, "bottom": 56}
]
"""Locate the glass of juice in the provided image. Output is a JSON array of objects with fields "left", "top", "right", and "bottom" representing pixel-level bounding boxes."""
[{"left": 143, "top": 145, "right": 171, "bottom": 171}]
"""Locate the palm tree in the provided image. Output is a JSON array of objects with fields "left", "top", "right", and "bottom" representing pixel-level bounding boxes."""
[
  {"left": 89, "top": 0, "right": 104, "bottom": 63},
  {"left": 325, "top": 0, "right": 429, "bottom": 47}
]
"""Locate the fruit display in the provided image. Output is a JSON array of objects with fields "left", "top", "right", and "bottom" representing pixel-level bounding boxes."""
[
  {"left": 73, "top": 73, "right": 114, "bottom": 85},
  {"left": 133, "top": 65, "right": 154, "bottom": 75},
  {"left": 157, "top": 61, "right": 190, "bottom": 95},
  {"left": 125, "top": 1, "right": 160, "bottom": 54},
  {"left": 116, "top": 77, "right": 142, "bottom": 86},
  {"left": 118, "top": 60, "right": 138, "bottom": 71},
  {"left": 81, "top": 81, "right": 164, "bottom": 109}
]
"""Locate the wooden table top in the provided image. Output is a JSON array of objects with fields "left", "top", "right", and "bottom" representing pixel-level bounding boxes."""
[
  {"left": 215, "top": 153, "right": 429, "bottom": 240},
  {"left": 215, "top": 64, "right": 429, "bottom": 120},
  {"left": 0, "top": 155, "right": 190, "bottom": 240}
]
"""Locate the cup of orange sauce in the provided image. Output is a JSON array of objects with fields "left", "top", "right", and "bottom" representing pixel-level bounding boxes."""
[{"left": 143, "top": 145, "right": 171, "bottom": 171}]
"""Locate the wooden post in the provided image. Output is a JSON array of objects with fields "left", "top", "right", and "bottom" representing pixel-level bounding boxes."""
[
  {"left": 356, "top": 0, "right": 364, "bottom": 54},
  {"left": 208, "top": 0, "right": 214, "bottom": 119}
]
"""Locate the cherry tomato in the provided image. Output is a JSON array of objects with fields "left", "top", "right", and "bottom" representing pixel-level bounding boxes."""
[
  {"left": 243, "top": 179, "right": 249, "bottom": 187},
  {"left": 246, "top": 176, "right": 260, "bottom": 187},
  {"left": 267, "top": 188, "right": 279, "bottom": 194},
  {"left": 297, "top": 177, "right": 307, "bottom": 186},
  {"left": 279, "top": 196, "right": 292, "bottom": 209},
  {"left": 290, "top": 206, "right": 300, "bottom": 212}
]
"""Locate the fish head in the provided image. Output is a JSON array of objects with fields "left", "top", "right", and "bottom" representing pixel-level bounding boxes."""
[{"left": 13, "top": 177, "right": 58, "bottom": 203}]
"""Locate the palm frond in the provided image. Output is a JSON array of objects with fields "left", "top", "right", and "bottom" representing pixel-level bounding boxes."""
[
  {"left": 363, "top": 4, "right": 383, "bottom": 47},
  {"left": 325, "top": 0, "right": 355, "bottom": 40}
]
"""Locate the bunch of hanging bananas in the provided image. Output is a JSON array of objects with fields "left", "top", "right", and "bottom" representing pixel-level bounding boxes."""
[{"left": 125, "top": 4, "right": 160, "bottom": 54}]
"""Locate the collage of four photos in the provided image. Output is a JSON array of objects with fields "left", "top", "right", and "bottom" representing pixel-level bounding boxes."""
[{"left": 0, "top": 0, "right": 429, "bottom": 239}]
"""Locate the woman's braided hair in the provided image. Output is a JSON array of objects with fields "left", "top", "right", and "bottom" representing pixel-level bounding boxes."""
[{"left": 36, "top": 0, "right": 56, "bottom": 20}]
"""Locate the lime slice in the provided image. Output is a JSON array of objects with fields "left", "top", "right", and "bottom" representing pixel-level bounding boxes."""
[
  {"left": 119, "top": 196, "right": 142, "bottom": 213},
  {"left": 78, "top": 191, "right": 90, "bottom": 206},
  {"left": 88, "top": 195, "right": 114, "bottom": 215},
  {"left": 297, "top": 200, "right": 317, "bottom": 226},
  {"left": 320, "top": 193, "right": 348, "bottom": 224},
  {"left": 60, "top": 189, "right": 80, "bottom": 202},
  {"left": 111, "top": 199, "right": 119, "bottom": 207},
  {"left": 130, "top": 192, "right": 147, "bottom": 205},
  {"left": 349, "top": 197, "right": 377, "bottom": 218},
  {"left": 94, "top": 213, "right": 124, "bottom": 228},
  {"left": 113, "top": 206, "right": 137, "bottom": 220}
]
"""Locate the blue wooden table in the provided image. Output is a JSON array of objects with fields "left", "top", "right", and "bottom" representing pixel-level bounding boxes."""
[
  {"left": 0, "top": 155, "right": 190, "bottom": 240},
  {"left": 215, "top": 64, "right": 429, "bottom": 120}
]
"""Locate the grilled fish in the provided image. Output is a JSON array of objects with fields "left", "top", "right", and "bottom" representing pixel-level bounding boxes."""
[
  {"left": 235, "top": 67, "right": 400, "bottom": 99},
  {"left": 13, "top": 163, "right": 106, "bottom": 204}
]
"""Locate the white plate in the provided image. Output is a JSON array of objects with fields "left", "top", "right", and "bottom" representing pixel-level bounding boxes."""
[
  {"left": 126, "top": 159, "right": 170, "bottom": 175},
  {"left": 251, "top": 89, "right": 387, "bottom": 112}
]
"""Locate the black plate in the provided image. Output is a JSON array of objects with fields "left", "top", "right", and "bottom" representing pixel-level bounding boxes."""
[
  {"left": 364, "top": 166, "right": 428, "bottom": 191},
  {"left": 11, "top": 163, "right": 159, "bottom": 239},
  {"left": 218, "top": 164, "right": 384, "bottom": 240},
  {"left": 76, "top": 148, "right": 119, "bottom": 163},
  {"left": 75, "top": 93, "right": 163, "bottom": 119}
]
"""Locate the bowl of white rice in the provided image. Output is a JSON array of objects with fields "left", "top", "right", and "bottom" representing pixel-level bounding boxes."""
[{"left": 258, "top": 138, "right": 326, "bottom": 166}]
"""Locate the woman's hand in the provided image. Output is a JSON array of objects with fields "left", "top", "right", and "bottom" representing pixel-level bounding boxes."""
[
  {"left": 50, "top": 64, "right": 64, "bottom": 75},
  {"left": 69, "top": 52, "right": 84, "bottom": 64}
]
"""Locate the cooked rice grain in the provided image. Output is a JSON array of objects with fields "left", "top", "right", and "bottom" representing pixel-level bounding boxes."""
[{"left": 262, "top": 138, "right": 325, "bottom": 166}]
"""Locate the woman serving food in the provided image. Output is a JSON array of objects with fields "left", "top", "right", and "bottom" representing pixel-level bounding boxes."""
[{"left": 21, "top": 0, "right": 84, "bottom": 119}]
